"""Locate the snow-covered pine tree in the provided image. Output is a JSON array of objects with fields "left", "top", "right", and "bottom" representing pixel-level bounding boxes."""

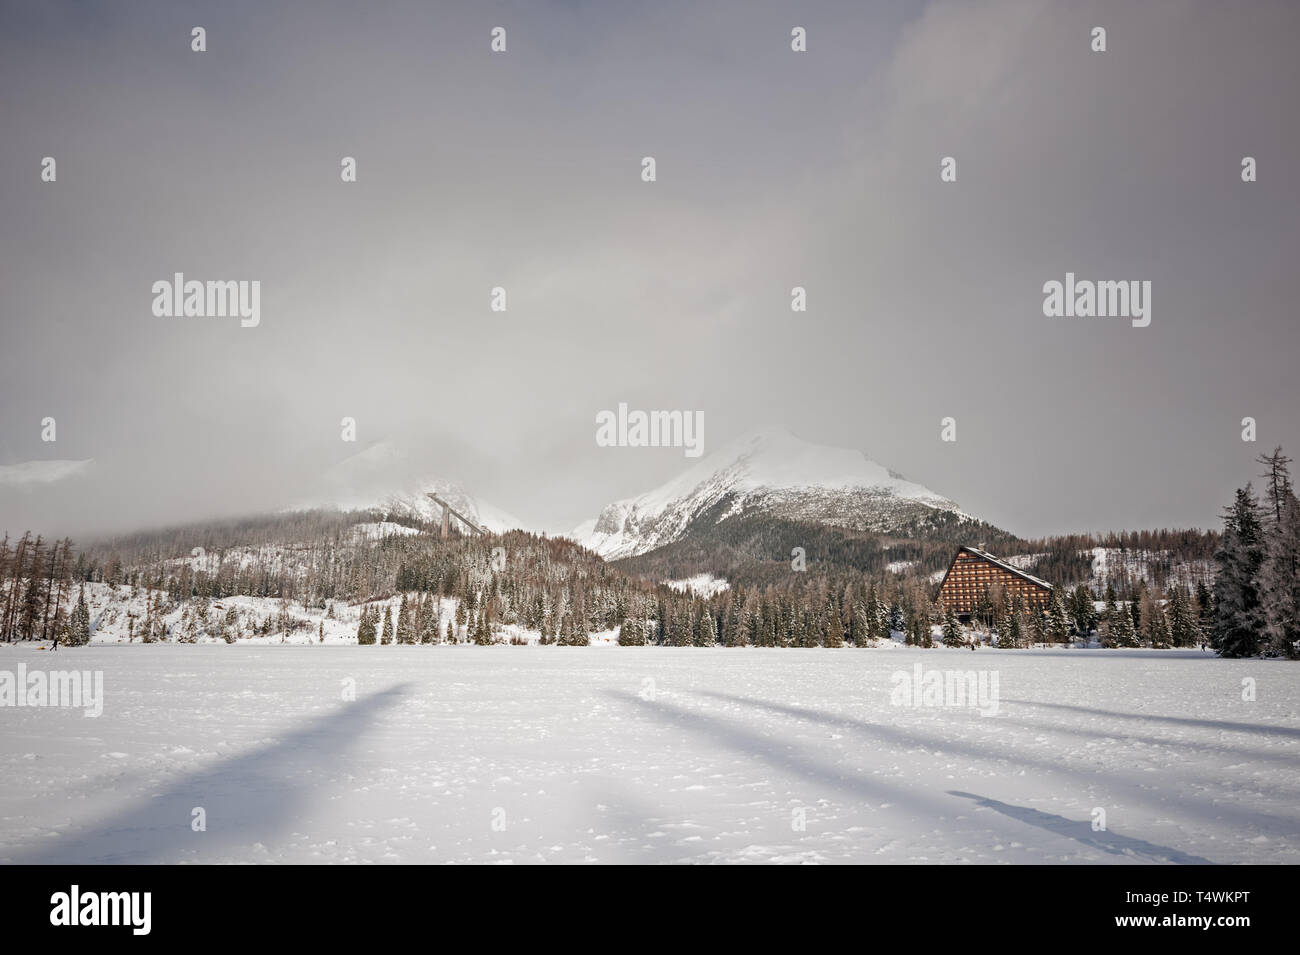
[
  {"left": 1069, "top": 585, "right": 1098, "bottom": 639},
  {"left": 825, "top": 599, "right": 845, "bottom": 648},
  {"left": 68, "top": 583, "right": 91, "bottom": 646},
  {"left": 1045, "top": 588, "right": 1070, "bottom": 645},
  {"left": 413, "top": 593, "right": 427, "bottom": 643},
  {"left": 1261, "top": 492, "right": 1300, "bottom": 658},
  {"left": 992, "top": 603, "right": 1009, "bottom": 648},
  {"left": 695, "top": 608, "right": 716, "bottom": 647},
  {"left": 396, "top": 594, "right": 411, "bottom": 644},
  {"left": 1212, "top": 485, "right": 1266, "bottom": 657},
  {"left": 888, "top": 602, "right": 904, "bottom": 639},
  {"left": 1167, "top": 585, "right": 1198, "bottom": 648},
  {"left": 854, "top": 590, "right": 873, "bottom": 647},
  {"left": 1257, "top": 448, "right": 1300, "bottom": 658},
  {"left": 357, "top": 605, "right": 377, "bottom": 645},
  {"left": 381, "top": 605, "right": 393, "bottom": 645},
  {"left": 1005, "top": 604, "right": 1023, "bottom": 649},
  {"left": 1098, "top": 588, "right": 1119, "bottom": 648},
  {"left": 1194, "top": 581, "right": 1214, "bottom": 643},
  {"left": 1144, "top": 591, "right": 1170, "bottom": 648},
  {"left": 474, "top": 610, "right": 493, "bottom": 645},
  {"left": 1122, "top": 600, "right": 1143, "bottom": 647},
  {"left": 915, "top": 592, "right": 933, "bottom": 648},
  {"left": 617, "top": 618, "right": 644, "bottom": 646},
  {"left": 941, "top": 602, "right": 963, "bottom": 647}
]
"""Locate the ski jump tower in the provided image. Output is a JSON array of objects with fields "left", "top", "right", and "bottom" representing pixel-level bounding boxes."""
[{"left": 425, "top": 492, "right": 488, "bottom": 539}]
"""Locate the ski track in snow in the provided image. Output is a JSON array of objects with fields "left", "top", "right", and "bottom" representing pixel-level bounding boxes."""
[{"left": 1, "top": 646, "right": 1296, "bottom": 865}]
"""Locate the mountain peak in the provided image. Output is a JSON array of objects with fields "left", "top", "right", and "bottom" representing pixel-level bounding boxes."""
[
  {"left": 576, "top": 428, "right": 960, "bottom": 559},
  {"left": 294, "top": 438, "right": 528, "bottom": 534}
]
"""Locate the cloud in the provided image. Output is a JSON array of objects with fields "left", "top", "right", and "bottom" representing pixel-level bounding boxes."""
[{"left": 0, "top": 459, "right": 94, "bottom": 489}]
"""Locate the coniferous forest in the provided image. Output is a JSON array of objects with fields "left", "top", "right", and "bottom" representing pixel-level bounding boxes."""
[{"left": 1, "top": 448, "right": 1295, "bottom": 658}]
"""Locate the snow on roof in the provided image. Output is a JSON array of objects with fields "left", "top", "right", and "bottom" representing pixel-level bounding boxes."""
[{"left": 955, "top": 546, "right": 1054, "bottom": 591}]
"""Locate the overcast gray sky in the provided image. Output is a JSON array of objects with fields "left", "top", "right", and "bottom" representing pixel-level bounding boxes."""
[{"left": 2, "top": 0, "right": 1297, "bottom": 542}]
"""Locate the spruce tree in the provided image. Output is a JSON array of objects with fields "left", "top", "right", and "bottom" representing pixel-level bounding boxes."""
[
  {"left": 357, "top": 605, "right": 377, "bottom": 645},
  {"left": 694, "top": 609, "right": 715, "bottom": 647},
  {"left": 1070, "top": 585, "right": 1098, "bottom": 638},
  {"left": 475, "top": 611, "right": 493, "bottom": 645},
  {"left": 1143, "top": 591, "right": 1170, "bottom": 648},
  {"left": 1168, "top": 585, "right": 1198, "bottom": 648},
  {"left": 1194, "top": 581, "right": 1214, "bottom": 643},
  {"left": 825, "top": 601, "right": 845, "bottom": 648},
  {"left": 1113, "top": 601, "right": 1138, "bottom": 648},
  {"left": 1212, "top": 485, "right": 1266, "bottom": 657},
  {"left": 1045, "top": 588, "right": 1070, "bottom": 645},
  {"left": 618, "top": 618, "right": 644, "bottom": 646},
  {"left": 396, "top": 594, "right": 411, "bottom": 644},
  {"left": 1257, "top": 448, "right": 1300, "bottom": 658},
  {"left": 941, "top": 602, "right": 963, "bottom": 647},
  {"left": 1099, "top": 588, "right": 1119, "bottom": 648},
  {"left": 68, "top": 583, "right": 91, "bottom": 646},
  {"left": 1005, "top": 604, "right": 1023, "bottom": 649}
]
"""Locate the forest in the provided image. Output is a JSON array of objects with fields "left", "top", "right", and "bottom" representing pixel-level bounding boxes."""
[{"left": 0, "top": 450, "right": 1293, "bottom": 657}]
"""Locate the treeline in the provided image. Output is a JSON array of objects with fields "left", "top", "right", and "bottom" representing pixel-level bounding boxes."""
[
  {"left": 4, "top": 452, "right": 1292, "bottom": 657},
  {"left": 944, "top": 576, "right": 1213, "bottom": 650},
  {"left": 617, "top": 509, "right": 1215, "bottom": 599},
  {"left": 615, "top": 506, "right": 1020, "bottom": 586},
  {"left": 362, "top": 531, "right": 668, "bottom": 644},
  {"left": 0, "top": 533, "right": 91, "bottom": 645},
  {"left": 1017, "top": 528, "right": 1218, "bottom": 593}
]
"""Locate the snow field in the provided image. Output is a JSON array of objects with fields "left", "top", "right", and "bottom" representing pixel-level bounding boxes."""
[{"left": 1, "top": 646, "right": 1296, "bottom": 864}]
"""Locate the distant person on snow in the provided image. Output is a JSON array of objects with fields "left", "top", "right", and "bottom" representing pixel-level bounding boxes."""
[{"left": 51, "top": 635, "right": 59, "bottom": 651}]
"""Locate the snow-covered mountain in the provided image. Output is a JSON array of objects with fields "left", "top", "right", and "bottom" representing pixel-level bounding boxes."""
[
  {"left": 295, "top": 439, "right": 527, "bottom": 534},
  {"left": 574, "top": 429, "right": 964, "bottom": 560}
]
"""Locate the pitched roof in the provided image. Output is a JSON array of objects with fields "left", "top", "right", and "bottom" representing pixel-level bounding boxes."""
[{"left": 937, "top": 545, "right": 1054, "bottom": 595}]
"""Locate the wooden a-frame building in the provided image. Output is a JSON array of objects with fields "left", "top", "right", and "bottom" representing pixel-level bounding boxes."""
[{"left": 935, "top": 546, "right": 1053, "bottom": 617}]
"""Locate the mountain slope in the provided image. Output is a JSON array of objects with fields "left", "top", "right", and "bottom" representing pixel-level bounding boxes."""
[
  {"left": 576, "top": 428, "right": 967, "bottom": 560},
  {"left": 295, "top": 439, "right": 528, "bottom": 533}
]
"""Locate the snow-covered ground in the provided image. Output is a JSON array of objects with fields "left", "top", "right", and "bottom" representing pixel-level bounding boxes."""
[
  {"left": 1087, "top": 546, "right": 1215, "bottom": 592},
  {"left": 664, "top": 574, "right": 731, "bottom": 598},
  {"left": 76, "top": 582, "right": 544, "bottom": 647},
  {"left": 1, "top": 646, "right": 1295, "bottom": 864}
]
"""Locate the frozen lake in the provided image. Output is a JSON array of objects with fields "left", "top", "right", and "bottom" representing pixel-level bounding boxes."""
[{"left": 1, "top": 644, "right": 1297, "bottom": 864}]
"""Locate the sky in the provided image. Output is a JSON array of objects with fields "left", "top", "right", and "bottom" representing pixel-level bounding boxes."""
[{"left": 1, "top": 0, "right": 1298, "bottom": 542}]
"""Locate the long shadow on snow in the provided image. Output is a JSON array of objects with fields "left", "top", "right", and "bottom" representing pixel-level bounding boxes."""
[
  {"left": 695, "top": 688, "right": 1300, "bottom": 776},
  {"left": 7, "top": 682, "right": 412, "bottom": 864},
  {"left": 611, "top": 689, "right": 1226, "bottom": 863},
  {"left": 948, "top": 791, "right": 1216, "bottom": 865},
  {"left": 605, "top": 688, "right": 1064, "bottom": 854},
  {"left": 690, "top": 689, "right": 1295, "bottom": 848},
  {"left": 1001, "top": 698, "right": 1300, "bottom": 741}
]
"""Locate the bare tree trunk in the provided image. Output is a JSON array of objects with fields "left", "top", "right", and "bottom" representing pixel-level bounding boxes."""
[{"left": 40, "top": 540, "right": 59, "bottom": 641}]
